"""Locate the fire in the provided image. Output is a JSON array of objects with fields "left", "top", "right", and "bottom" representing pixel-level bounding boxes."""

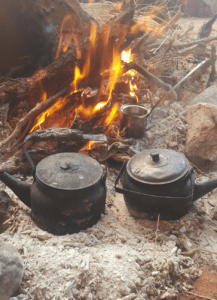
[
  {"left": 129, "top": 82, "right": 139, "bottom": 103},
  {"left": 30, "top": 97, "right": 67, "bottom": 133},
  {"left": 31, "top": 11, "right": 161, "bottom": 134},
  {"left": 121, "top": 49, "right": 132, "bottom": 63},
  {"left": 121, "top": 49, "right": 138, "bottom": 102},
  {"left": 94, "top": 102, "right": 107, "bottom": 112},
  {"left": 63, "top": 33, "right": 81, "bottom": 59},
  {"left": 106, "top": 47, "right": 122, "bottom": 100},
  {"left": 69, "top": 23, "right": 98, "bottom": 91},
  {"left": 71, "top": 65, "right": 82, "bottom": 92},
  {"left": 41, "top": 91, "right": 47, "bottom": 102},
  {"left": 55, "top": 15, "right": 72, "bottom": 60},
  {"left": 90, "top": 23, "right": 97, "bottom": 48},
  {"left": 104, "top": 103, "right": 118, "bottom": 126}
]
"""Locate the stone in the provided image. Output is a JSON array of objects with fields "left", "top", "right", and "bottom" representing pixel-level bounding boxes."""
[
  {"left": 117, "top": 294, "right": 137, "bottom": 300},
  {"left": 0, "top": 190, "right": 16, "bottom": 233},
  {"left": 160, "top": 291, "right": 174, "bottom": 300},
  {"left": 189, "top": 85, "right": 217, "bottom": 106},
  {"left": 185, "top": 103, "right": 217, "bottom": 165},
  {"left": 170, "top": 247, "right": 178, "bottom": 256},
  {"left": 177, "top": 249, "right": 182, "bottom": 256},
  {"left": 0, "top": 241, "right": 24, "bottom": 300},
  {"left": 36, "top": 232, "right": 51, "bottom": 240},
  {"left": 9, "top": 295, "right": 28, "bottom": 300},
  {"left": 152, "top": 271, "right": 159, "bottom": 276}
]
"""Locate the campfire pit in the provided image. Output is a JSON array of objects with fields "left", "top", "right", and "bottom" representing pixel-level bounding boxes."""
[{"left": 2, "top": 4, "right": 217, "bottom": 300}]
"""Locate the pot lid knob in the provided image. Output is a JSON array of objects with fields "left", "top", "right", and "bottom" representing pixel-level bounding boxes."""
[
  {"left": 127, "top": 148, "right": 190, "bottom": 185},
  {"left": 59, "top": 160, "right": 79, "bottom": 171},
  {"left": 35, "top": 153, "right": 103, "bottom": 190},
  {"left": 150, "top": 152, "right": 160, "bottom": 162}
]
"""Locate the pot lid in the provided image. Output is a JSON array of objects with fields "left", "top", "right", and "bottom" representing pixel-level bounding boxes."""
[
  {"left": 127, "top": 149, "right": 190, "bottom": 185},
  {"left": 36, "top": 153, "right": 103, "bottom": 190}
]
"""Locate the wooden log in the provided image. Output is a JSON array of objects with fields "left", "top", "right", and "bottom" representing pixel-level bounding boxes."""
[
  {"left": 145, "top": 34, "right": 217, "bottom": 52},
  {"left": 160, "top": 11, "right": 183, "bottom": 35},
  {"left": 90, "top": 142, "right": 130, "bottom": 162},
  {"left": 175, "top": 43, "right": 207, "bottom": 57},
  {"left": 77, "top": 101, "right": 111, "bottom": 133},
  {"left": 111, "top": 153, "right": 130, "bottom": 162},
  {"left": 0, "top": 6, "right": 137, "bottom": 109},
  {"left": 177, "top": 23, "right": 194, "bottom": 40},
  {"left": 0, "top": 0, "right": 94, "bottom": 78},
  {"left": 190, "top": 45, "right": 216, "bottom": 83},
  {"left": 0, "top": 128, "right": 86, "bottom": 174},
  {"left": 71, "top": 115, "right": 80, "bottom": 129},
  {"left": 0, "top": 87, "right": 71, "bottom": 152}
]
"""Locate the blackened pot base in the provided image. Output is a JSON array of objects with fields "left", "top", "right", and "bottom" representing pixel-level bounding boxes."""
[
  {"left": 31, "top": 209, "right": 105, "bottom": 235},
  {"left": 30, "top": 179, "right": 106, "bottom": 235},
  {"left": 123, "top": 196, "right": 192, "bottom": 221}
]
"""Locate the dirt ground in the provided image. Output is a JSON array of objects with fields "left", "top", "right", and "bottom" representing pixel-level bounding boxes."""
[{"left": 180, "top": 268, "right": 217, "bottom": 300}]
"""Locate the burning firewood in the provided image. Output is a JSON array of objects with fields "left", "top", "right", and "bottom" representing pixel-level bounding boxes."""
[{"left": 1, "top": 1, "right": 217, "bottom": 167}]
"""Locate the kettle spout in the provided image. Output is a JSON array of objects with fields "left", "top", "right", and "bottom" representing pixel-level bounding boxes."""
[
  {"left": 0, "top": 172, "right": 31, "bottom": 208},
  {"left": 193, "top": 178, "right": 217, "bottom": 202}
]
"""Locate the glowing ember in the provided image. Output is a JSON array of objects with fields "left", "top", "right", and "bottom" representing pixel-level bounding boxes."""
[{"left": 94, "top": 102, "right": 107, "bottom": 112}]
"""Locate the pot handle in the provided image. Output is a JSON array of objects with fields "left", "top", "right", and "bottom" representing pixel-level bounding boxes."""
[
  {"left": 115, "top": 161, "right": 127, "bottom": 195},
  {"left": 22, "top": 130, "right": 108, "bottom": 181},
  {"left": 115, "top": 161, "right": 144, "bottom": 197},
  {"left": 115, "top": 161, "right": 194, "bottom": 201}
]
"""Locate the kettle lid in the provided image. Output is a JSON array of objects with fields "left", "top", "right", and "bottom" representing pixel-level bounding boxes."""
[
  {"left": 36, "top": 153, "right": 103, "bottom": 190},
  {"left": 127, "top": 148, "right": 190, "bottom": 185}
]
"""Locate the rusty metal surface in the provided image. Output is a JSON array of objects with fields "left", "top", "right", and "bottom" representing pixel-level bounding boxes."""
[{"left": 127, "top": 149, "right": 190, "bottom": 185}]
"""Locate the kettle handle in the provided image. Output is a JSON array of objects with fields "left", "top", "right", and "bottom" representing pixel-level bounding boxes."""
[
  {"left": 22, "top": 130, "right": 108, "bottom": 181},
  {"left": 115, "top": 161, "right": 194, "bottom": 201}
]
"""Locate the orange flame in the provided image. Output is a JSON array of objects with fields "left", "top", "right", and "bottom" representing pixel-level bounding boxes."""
[
  {"left": 30, "top": 97, "right": 68, "bottom": 133},
  {"left": 90, "top": 23, "right": 97, "bottom": 48},
  {"left": 106, "top": 47, "right": 122, "bottom": 100},
  {"left": 121, "top": 49, "right": 138, "bottom": 102},
  {"left": 104, "top": 103, "right": 118, "bottom": 126},
  {"left": 63, "top": 33, "right": 81, "bottom": 59},
  {"left": 31, "top": 11, "right": 163, "bottom": 133},
  {"left": 55, "top": 15, "right": 72, "bottom": 60},
  {"left": 94, "top": 102, "right": 107, "bottom": 112}
]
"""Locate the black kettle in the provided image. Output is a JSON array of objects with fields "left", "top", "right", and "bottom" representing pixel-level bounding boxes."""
[
  {"left": 0, "top": 130, "right": 108, "bottom": 235},
  {"left": 115, "top": 148, "right": 217, "bottom": 220}
]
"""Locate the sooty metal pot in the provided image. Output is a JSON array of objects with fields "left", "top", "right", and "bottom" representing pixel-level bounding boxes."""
[
  {"left": 115, "top": 148, "right": 217, "bottom": 220},
  {"left": 0, "top": 131, "right": 107, "bottom": 235}
]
